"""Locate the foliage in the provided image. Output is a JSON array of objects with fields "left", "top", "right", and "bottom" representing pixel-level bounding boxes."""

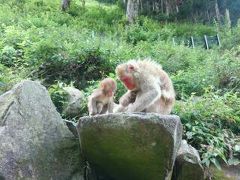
[
  {"left": 174, "top": 90, "right": 240, "bottom": 168},
  {"left": 48, "top": 82, "right": 68, "bottom": 113},
  {"left": 0, "top": 0, "right": 240, "bottom": 169}
]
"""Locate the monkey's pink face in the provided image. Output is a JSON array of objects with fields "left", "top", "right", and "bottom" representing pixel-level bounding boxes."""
[
  {"left": 120, "top": 76, "right": 136, "bottom": 90},
  {"left": 116, "top": 64, "right": 137, "bottom": 90},
  {"left": 100, "top": 79, "right": 116, "bottom": 97},
  {"left": 105, "top": 85, "right": 116, "bottom": 97}
]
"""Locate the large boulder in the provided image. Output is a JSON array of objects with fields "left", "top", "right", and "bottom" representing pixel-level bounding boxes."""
[
  {"left": 77, "top": 113, "right": 183, "bottom": 180},
  {"left": 0, "top": 80, "right": 83, "bottom": 180},
  {"left": 172, "top": 140, "right": 204, "bottom": 180}
]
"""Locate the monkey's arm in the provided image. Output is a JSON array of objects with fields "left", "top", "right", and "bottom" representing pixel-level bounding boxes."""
[
  {"left": 88, "top": 90, "right": 102, "bottom": 116},
  {"left": 119, "top": 90, "right": 136, "bottom": 107},
  {"left": 113, "top": 104, "right": 127, "bottom": 113},
  {"left": 96, "top": 102, "right": 104, "bottom": 114},
  {"left": 126, "top": 82, "right": 161, "bottom": 112},
  {"left": 113, "top": 91, "right": 132, "bottom": 113},
  {"left": 107, "top": 99, "right": 114, "bottom": 113}
]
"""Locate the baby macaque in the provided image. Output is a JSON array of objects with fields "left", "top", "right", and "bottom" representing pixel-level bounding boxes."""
[
  {"left": 88, "top": 78, "right": 117, "bottom": 116},
  {"left": 114, "top": 59, "right": 175, "bottom": 114}
]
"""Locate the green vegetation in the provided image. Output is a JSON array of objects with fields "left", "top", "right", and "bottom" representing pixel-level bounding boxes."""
[{"left": 0, "top": 0, "right": 239, "bottom": 172}]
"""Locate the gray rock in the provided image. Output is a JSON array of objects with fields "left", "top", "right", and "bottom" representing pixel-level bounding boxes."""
[
  {"left": 209, "top": 163, "right": 240, "bottom": 180},
  {"left": 64, "top": 119, "right": 78, "bottom": 138},
  {"left": 63, "top": 86, "right": 84, "bottom": 117},
  {"left": 172, "top": 140, "right": 204, "bottom": 180},
  {"left": 77, "top": 113, "right": 183, "bottom": 180},
  {"left": 0, "top": 80, "right": 83, "bottom": 180}
]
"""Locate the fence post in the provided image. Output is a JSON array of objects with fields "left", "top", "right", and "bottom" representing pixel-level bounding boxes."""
[
  {"left": 204, "top": 35, "right": 209, "bottom": 49},
  {"left": 190, "top": 36, "right": 195, "bottom": 48},
  {"left": 216, "top": 34, "right": 221, "bottom": 47}
]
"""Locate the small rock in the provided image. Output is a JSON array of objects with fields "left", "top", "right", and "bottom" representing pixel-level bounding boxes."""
[
  {"left": 172, "top": 140, "right": 204, "bottom": 180},
  {"left": 63, "top": 86, "right": 84, "bottom": 117}
]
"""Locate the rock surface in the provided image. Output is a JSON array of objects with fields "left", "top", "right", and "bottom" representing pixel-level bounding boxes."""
[
  {"left": 0, "top": 80, "right": 83, "bottom": 180},
  {"left": 210, "top": 163, "right": 240, "bottom": 180},
  {"left": 172, "top": 140, "right": 204, "bottom": 180},
  {"left": 77, "top": 113, "right": 183, "bottom": 180},
  {"left": 63, "top": 86, "right": 84, "bottom": 117}
]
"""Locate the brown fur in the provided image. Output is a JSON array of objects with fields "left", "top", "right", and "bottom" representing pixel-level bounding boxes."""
[
  {"left": 88, "top": 78, "right": 117, "bottom": 116},
  {"left": 114, "top": 59, "right": 175, "bottom": 114}
]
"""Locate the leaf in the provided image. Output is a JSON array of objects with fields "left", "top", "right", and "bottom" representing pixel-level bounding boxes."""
[
  {"left": 228, "top": 158, "right": 240, "bottom": 166},
  {"left": 186, "top": 131, "right": 193, "bottom": 139},
  {"left": 210, "top": 158, "right": 221, "bottom": 170},
  {"left": 202, "top": 158, "right": 210, "bottom": 167},
  {"left": 234, "top": 145, "right": 240, "bottom": 152}
]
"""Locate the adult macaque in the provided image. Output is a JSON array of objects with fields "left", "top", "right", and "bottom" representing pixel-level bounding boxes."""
[
  {"left": 88, "top": 78, "right": 117, "bottom": 116},
  {"left": 114, "top": 59, "right": 175, "bottom": 114}
]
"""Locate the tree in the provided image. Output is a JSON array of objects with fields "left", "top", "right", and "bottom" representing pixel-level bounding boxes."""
[
  {"left": 61, "top": 0, "right": 71, "bottom": 11},
  {"left": 126, "top": 0, "right": 139, "bottom": 23}
]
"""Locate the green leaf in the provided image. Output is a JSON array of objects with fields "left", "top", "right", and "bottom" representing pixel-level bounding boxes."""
[
  {"left": 202, "top": 158, "right": 210, "bottom": 167},
  {"left": 234, "top": 145, "right": 240, "bottom": 152},
  {"left": 228, "top": 158, "right": 240, "bottom": 166},
  {"left": 210, "top": 158, "right": 221, "bottom": 170}
]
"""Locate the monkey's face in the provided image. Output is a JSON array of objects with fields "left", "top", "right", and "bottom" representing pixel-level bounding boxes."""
[
  {"left": 100, "top": 79, "right": 116, "bottom": 97},
  {"left": 116, "top": 63, "right": 138, "bottom": 90}
]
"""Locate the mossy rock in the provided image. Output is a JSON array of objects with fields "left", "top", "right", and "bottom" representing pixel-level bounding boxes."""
[{"left": 78, "top": 113, "right": 183, "bottom": 180}]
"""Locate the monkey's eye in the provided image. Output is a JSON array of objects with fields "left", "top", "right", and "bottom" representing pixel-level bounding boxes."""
[{"left": 128, "top": 65, "right": 134, "bottom": 70}]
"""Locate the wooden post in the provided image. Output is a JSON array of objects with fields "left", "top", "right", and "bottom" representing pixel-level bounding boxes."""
[
  {"left": 204, "top": 35, "right": 209, "bottom": 49},
  {"left": 216, "top": 34, "right": 221, "bottom": 47},
  {"left": 190, "top": 36, "right": 195, "bottom": 48}
]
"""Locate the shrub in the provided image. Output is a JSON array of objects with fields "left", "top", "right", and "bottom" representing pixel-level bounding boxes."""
[
  {"left": 48, "top": 82, "right": 68, "bottom": 114},
  {"left": 212, "top": 50, "right": 240, "bottom": 93},
  {"left": 174, "top": 90, "right": 240, "bottom": 168},
  {"left": 1, "top": 0, "right": 240, "bottom": 170},
  {"left": 0, "top": 46, "right": 18, "bottom": 67},
  {"left": 0, "top": 64, "right": 25, "bottom": 94}
]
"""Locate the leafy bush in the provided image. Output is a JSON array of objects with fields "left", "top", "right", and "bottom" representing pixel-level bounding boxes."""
[
  {"left": 174, "top": 90, "right": 240, "bottom": 168},
  {"left": 213, "top": 50, "right": 240, "bottom": 93},
  {"left": 32, "top": 47, "right": 114, "bottom": 89},
  {"left": 48, "top": 82, "right": 68, "bottom": 114},
  {"left": 0, "top": 46, "right": 18, "bottom": 67},
  {"left": 1, "top": 0, "right": 240, "bottom": 170}
]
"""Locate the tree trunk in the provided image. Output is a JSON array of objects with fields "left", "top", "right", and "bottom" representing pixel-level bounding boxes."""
[
  {"left": 61, "top": 0, "right": 71, "bottom": 11},
  {"left": 165, "top": 0, "right": 170, "bottom": 16},
  {"left": 161, "top": 0, "right": 164, "bottom": 14},
  {"left": 139, "top": 0, "right": 143, "bottom": 13},
  {"left": 126, "top": 0, "right": 139, "bottom": 23},
  {"left": 215, "top": 0, "right": 221, "bottom": 22},
  {"left": 225, "top": 8, "right": 231, "bottom": 28}
]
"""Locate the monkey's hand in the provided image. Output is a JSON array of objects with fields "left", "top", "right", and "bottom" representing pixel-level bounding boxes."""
[
  {"left": 119, "top": 90, "right": 136, "bottom": 107},
  {"left": 89, "top": 111, "right": 97, "bottom": 116},
  {"left": 125, "top": 104, "right": 135, "bottom": 112},
  {"left": 89, "top": 107, "right": 98, "bottom": 116},
  {"left": 126, "top": 87, "right": 160, "bottom": 112},
  {"left": 119, "top": 97, "right": 130, "bottom": 107},
  {"left": 113, "top": 104, "right": 127, "bottom": 113}
]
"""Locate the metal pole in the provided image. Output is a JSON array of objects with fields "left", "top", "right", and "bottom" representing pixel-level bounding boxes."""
[
  {"left": 190, "top": 36, "right": 195, "bottom": 48},
  {"left": 204, "top": 35, "right": 209, "bottom": 49},
  {"left": 216, "top": 34, "right": 221, "bottom": 47}
]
